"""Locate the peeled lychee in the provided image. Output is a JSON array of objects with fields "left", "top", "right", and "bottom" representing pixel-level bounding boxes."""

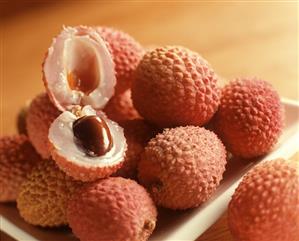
[
  {"left": 96, "top": 26, "right": 144, "bottom": 94},
  {"left": 103, "top": 89, "right": 140, "bottom": 123},
  {"left": 228, "top": 158, "right": 299, "bottom": 241},
  {"left": 138, "top": 126, "right": 226, "bottom": 210},
  {"left": 213, "top": 77, "right": 284, "bottom": 159},
  {"left": 26, "top": 93, "right": 61, "bottom": 159},
  {"left": 17, "top": 160, "right": 82, "bottom": 227},
  {"left": 49, "top": 105, "right": 127, "bottom": 182},
  {"left": 132, "top": 46, "right": 220, "bottom": 127},
  {"left": 114, "top": 119, "right": 156, "bottom": 178},
  {"left": 0, "top": 135, "right": 41, "bottom": 202},
  {"left": 43, "top": 25, "right": 116, "bottom": 111},
  {"left": 67, "top": 177, "right": 157, "bottom": 241}
]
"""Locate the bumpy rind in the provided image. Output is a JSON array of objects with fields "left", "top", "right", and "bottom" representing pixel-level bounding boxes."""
[
  {"left": 17, "top": 160, "right": 82, "bottom": 227},
  {"left": 132, "top": 46, "right": 220, "bottom": 127},
  {"left": 67, "top": 177, "right": 157, "bottom": 241},
  {"left": 138, "top": 126, "right": 226, "bottom": 210},
  {"left": 26, "top": 93, "right": 61, "bottom": 159},
  {"left": 228, "top": 159, "right": 299, "bottom": 241},
  {"left": 213, "top": 77, "right": 284, "bottom": 158},
  {"left": 0, "top": 135, "right": 41, "bottom": 202},
  {"left": 96, "top": 26, "right": 145, "bottom": 94}
]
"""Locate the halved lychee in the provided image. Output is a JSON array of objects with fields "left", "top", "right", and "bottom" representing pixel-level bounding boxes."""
[
  {"left": 43, "top": 25, "right": 116, "bottom": 111},
  {"left": 49, "top": 105, "right": 127, "bottom": 182}
]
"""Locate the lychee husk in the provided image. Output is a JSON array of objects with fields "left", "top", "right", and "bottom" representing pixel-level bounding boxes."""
[
  {"left": 0, "top": 135, "right": 41, "bottom": 202},
  {"left": 17, "top": 160, "right": 82, "bottom": 227}
]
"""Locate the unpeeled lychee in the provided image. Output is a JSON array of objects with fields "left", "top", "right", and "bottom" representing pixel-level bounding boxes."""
[
  {"left": 26, "top": 93, "right": 61, "bottom": 159},
  {"left": 17, "top": 160, "right": 82, "bottom": 227},
  {"left": 213, "top": 77, "right": 284, "bottom": 159},
  {"left": 67, "top": 177, "right": 157, "bottom": 241},
  {"left": 96, "top": 26, "right": 144, "bottom": 94},
  {"left": 0, "top": 135, "right": 41, "bottom": 202},
  {"left": 103, "top": 89, "right": 140, "bottom": 123},
  {"left": 228, "top": 158, "right": 299, "bottom": 241},
  {"left": 132, "top": 46, "right": 220, "bottom": 127},
  {"left": 138, "top": 126, "right": 226, "bottom": 210}
]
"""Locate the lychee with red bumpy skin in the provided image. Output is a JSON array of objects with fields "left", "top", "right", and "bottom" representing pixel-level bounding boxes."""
[
  {"left": 43, "top": 25, "right": 116, "bottom": 111},
  {"left": 67, "top": 177, "right": 157, "bottom": 241},
  {"left": 26, "top": 93, "right": 61, "bottom": 159},
  {"left": 95, "top": 26, "right": 144, "bottom": 94},
  {"left": 138, "top": 126, "right": 226, "bottom": 210},
  {"left": 103, "top": 89, "right": 140, "bottom": 123},
  {"left": 131, "top": 46, "right": 220, "bottom": 127},
  {"left": 17, "top": 160, "right": 82, "bottom": 227},
  {"left": 213, "top": 77, "right": 284, "bottom": 159},
  {"left": 49, "top": 105, "right": 127, "bottom": 182},
  {"left": 114, "top": 119, "right": 157, "bottom": 178},
  {"left": 228, "top": 158, "right": 299, "bottom": 241},
  {"left": 0, "top": 135, "right": 41, "bottom": 202}
]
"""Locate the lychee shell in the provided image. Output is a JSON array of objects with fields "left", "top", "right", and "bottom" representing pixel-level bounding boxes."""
[
  {"left": 17, "top": 160, "right": 82, "bottom": 227},
  {"left": 26, "top": 93, "right": 61, "bottom": 158},
  {"left": 138, "top": 126, "right": 226, "bottom": 209},
  {"left": 67, "top": 177, "right": 157, "bottom": 241},
  {"left": 132, "top": 46, "right": 220, "bottom": 127},
  {"left": 0, "top": 135, "right": 41, "bottom": 202},
  {"left": 213, "top": 77, "right": 284, "bottom": 158},
  {"left": 228, "top": 159, "right": 299, "bottom": 241}
]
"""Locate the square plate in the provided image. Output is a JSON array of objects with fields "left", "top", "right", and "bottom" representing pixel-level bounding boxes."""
[{"left": 1, "top": 98, "right": 299, "bottom": 241}]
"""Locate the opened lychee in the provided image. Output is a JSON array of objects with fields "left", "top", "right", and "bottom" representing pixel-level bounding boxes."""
[
  {"left": 67, "top": 177, "right": 157, "bottom": 241},
  {"left": 49, "top": 105, "right": 127, "bottom": 181},
  {"left": 0, "top": 135, "right": 41, "bottom": 202},
  {"left": 43, "top": 25, "right": 116, "bottom": 111}
]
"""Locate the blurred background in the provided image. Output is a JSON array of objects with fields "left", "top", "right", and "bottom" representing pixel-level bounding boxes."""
[{"left": 0, "top": 1, "right": 298, "bottom": 240}]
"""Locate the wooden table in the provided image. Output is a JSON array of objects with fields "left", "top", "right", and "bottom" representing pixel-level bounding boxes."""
[{"left": 1, "top": 1, "right": 298, "bottom": 241}]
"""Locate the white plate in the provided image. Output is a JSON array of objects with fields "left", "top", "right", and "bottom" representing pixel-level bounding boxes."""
[{"left": 1, "top": 98, "right": 299, "bottom": 241}]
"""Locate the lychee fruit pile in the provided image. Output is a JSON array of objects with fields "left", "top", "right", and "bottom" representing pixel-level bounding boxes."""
[{"left": 0, "top": 25, "right": 289, "bottom": 241}]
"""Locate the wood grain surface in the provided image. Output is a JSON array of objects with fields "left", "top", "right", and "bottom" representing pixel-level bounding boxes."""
[{"left": 0, "top": 1, "right": 298, "bottom": 241}]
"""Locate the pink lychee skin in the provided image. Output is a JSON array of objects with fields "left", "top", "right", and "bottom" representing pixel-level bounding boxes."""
[
  {"left": 67, "top": 177, "right": 157, "bottom": 241},
  {"left": 228, "top": 159, "right": 299, "bottom": 241},
  {"left": 103, "top": 89, "right": 141, "bottom": 123},
  {"left": 95, "top": 26, "right": 145, "bottom": 94},
  {"left": 131, "top": 46, "right": 220, "bottom": 128},
  {"left": 213, "top": 77, "right": 284, "bottom": 159},
  {"left": 26, "top": 93, "right": 61, "bottom": 159}
]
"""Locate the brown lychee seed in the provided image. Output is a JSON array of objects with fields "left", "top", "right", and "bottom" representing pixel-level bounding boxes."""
[
  {"left": 17, "top": 160, "right": 82, "bottom": 227},
  {"left": 43, "top": 25, "right": 116, "bottom": 111},
  {"left": 0, "top": 135, "right": 41, "bottom": 202},
  {"left": 49, "top": 105, "right": 127, "bottom": 182}
]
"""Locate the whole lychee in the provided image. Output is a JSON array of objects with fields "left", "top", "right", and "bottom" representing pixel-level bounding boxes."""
[
  {"left": 17, "top": 160, "right": 82, "bottom": 227},
  {"left": 26, "top": 93, "right": 61, "bottom": 159},
  {"left": 213, "top": 77, "right": 284, "bottom": 159},
  {"left": 138, "top": 126, "right": 226, "bottom": 210},
  {"left": 0, "top": 135, "right": 41, "bottom": 202},
  {"left": 67, "top": 177, "right": 157, "bottom": 241},
  {"left": 103, "top": 89, "right": 140, "bottom": 123},
  {"left": 131, "top": 46, "right": 220, "bottom": 127},
  {"left": 228, "top": 158, "right": 299, "bottom": 241},
  {"left": 96, "top": 26, "right": 144, "bottom": 94}
]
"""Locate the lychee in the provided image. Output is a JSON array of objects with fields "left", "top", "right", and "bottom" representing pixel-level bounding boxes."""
[
  {"left": 43, "top": 25, "right": 116, "bottom": 111},
  {"left": 0, "top": 135, "right": 41, "bottom": 202},
  {"left": 67, "top": 177, "right": 157, "bottom": 241},
  {"left": 131, "top": 46, "right": 220, "bottom": 127},
  {"left": 213, "top": 77, "right": 284, "bottom": 159},
  {"left": 17, "top": 160, "right": 82, "bottom": 227},
  {"left": 103, "top": 89, "right": 140, "bottom": 123},
  {"left": 26, "top": 93, "right": 61, "bottom": 159},
  {"left": 49, "top": 105, "right": 127, "bottom": 182},
  {"left": 228, "top": 158, "right": 299, "bottom": 241},
  {"left": 138, "top": 126, "right": 226, "bottom": 210},
  {"left": 95, "top": 26, "right": 144, "bottom": 94}
]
